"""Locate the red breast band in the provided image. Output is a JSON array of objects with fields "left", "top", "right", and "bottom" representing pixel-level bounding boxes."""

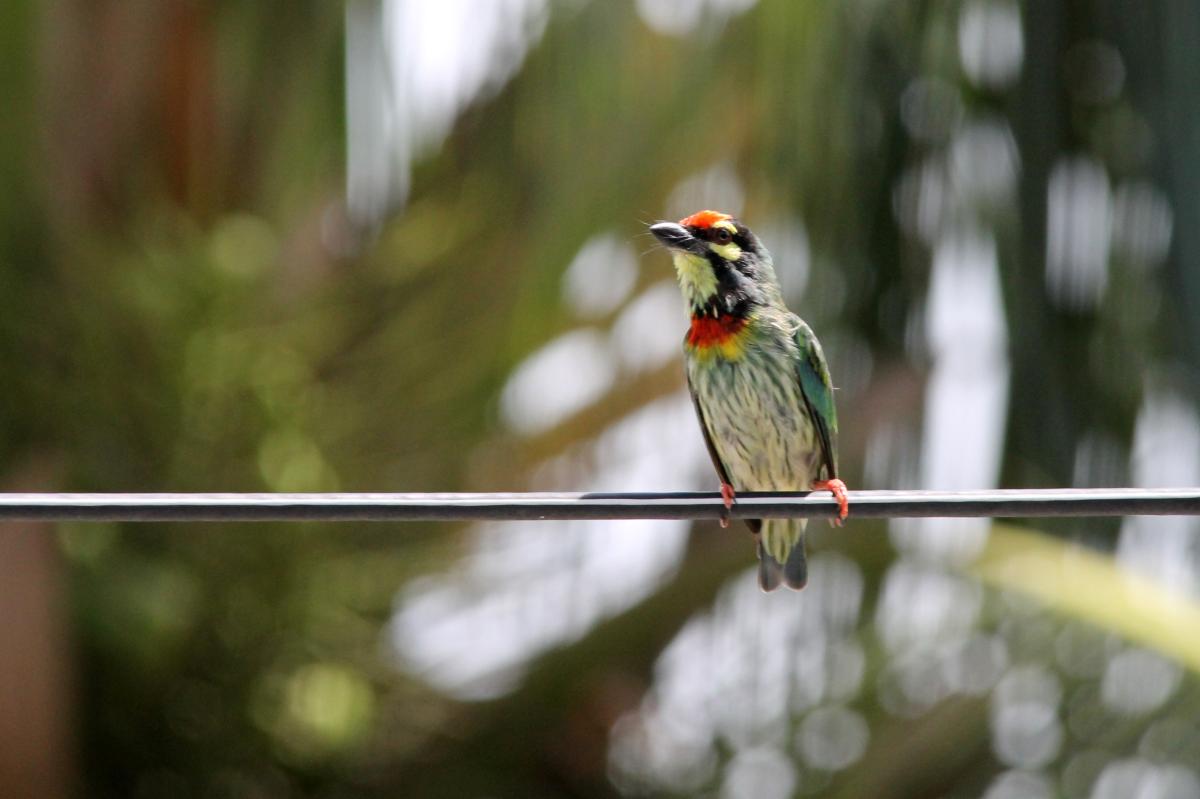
[{"left": 687, "top": 313, "right": 747, "bottom": 348}]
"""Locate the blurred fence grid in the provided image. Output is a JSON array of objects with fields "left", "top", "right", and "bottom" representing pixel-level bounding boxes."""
[{"left": 3, "top": 488, "right": 1200, "bottom": 522}]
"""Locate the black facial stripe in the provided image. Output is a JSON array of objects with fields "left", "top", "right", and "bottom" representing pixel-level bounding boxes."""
[
  {"left": 701, "top": 254, "right": 764, "bottom": 316},
  {"left": 706, "top": 244, "right": 757, "bottom": 277},
  {"left": 691, "top": 222, "right": 763, "bottom": 281},
  {"left": 687, "top": 224, "right": 740, "bottom": 244},
  {"left": 706, "top": 250, "right": 733, "bottom": 269}
]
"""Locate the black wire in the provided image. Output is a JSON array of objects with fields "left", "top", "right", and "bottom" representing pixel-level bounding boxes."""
[{"left": 0, "top": 488, "right": 1198, "bottom": 522}]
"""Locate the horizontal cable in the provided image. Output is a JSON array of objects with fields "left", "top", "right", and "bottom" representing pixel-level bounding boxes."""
[{"left": 0, "top": 488, "right": 1198, "bottom": 522}]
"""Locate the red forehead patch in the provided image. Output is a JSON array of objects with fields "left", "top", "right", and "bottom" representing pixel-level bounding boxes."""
[{"left": 679, "top": 209, "right": 732, "bottom": 229}]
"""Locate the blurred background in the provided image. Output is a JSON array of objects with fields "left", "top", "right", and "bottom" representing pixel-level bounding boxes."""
[{"left": 2, "top": 0, "right": 1200, "bottom": 796}]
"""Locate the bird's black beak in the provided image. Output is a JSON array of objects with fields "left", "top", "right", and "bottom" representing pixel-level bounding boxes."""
[{"left": 650, "top": 221, "right": 702, "bottom": 253}]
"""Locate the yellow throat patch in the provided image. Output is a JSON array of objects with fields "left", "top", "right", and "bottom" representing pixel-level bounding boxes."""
[{"left": 672, "top": 251, "right": 718, "bottom": 310}]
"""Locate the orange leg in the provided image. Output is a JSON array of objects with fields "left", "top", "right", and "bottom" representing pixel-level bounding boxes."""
[
  {"left": 719, "top": 482, "right": 735, "bottom": 529},
  {"left": 812, "top": 478, "right": 849, "bottom": 526}
]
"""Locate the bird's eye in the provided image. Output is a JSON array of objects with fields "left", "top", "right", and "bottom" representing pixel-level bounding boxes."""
[{"left": 714, "top": 228, "right": 732, "bottom": 243}]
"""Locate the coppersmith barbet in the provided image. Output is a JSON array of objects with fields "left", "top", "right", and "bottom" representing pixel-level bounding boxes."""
[{"left": 650, "top": 210, "right": 848, "bottom": 591}]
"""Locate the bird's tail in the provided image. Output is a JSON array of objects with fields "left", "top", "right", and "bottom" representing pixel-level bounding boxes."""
[{"left": 756, "top": 518, "right": 808, "bottom": 591}]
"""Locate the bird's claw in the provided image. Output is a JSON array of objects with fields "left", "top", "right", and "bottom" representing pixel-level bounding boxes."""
[
  {"left": 719, "top": 482, "right": 735, "bottom": 528},
  {"left": 812, "top": 478, "right": 849, "bottom": 526}
]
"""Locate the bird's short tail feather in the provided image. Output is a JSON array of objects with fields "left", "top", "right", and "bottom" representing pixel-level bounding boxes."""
[{"left": 756, "top": 518, "right": 807, "bottom": 591}]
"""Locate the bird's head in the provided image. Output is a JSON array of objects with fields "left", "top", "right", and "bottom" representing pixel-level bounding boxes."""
[{"left": 650, "top": 210, "right": 781, "bottom": 316}]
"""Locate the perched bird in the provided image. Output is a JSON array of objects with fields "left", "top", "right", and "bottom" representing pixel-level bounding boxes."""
[{"left": 650, "top": 210, "right": 848, "bottom": 591}]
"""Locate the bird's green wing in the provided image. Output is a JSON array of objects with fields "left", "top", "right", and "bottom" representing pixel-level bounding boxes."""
[{"left": 792, "top": 318, "right": 839, "bottom": 479}]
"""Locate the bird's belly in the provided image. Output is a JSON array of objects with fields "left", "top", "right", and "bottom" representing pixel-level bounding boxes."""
[{"left": 688, "top": 348, "right": 822, "bottom": 491}]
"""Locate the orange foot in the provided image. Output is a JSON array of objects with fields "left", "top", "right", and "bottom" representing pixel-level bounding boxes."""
[
  {"left": 719, "top": 482, "right": 735, "bottom": 529},
  {"left": 812, "top": 478, "right": 849, "bottom": 526}
]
